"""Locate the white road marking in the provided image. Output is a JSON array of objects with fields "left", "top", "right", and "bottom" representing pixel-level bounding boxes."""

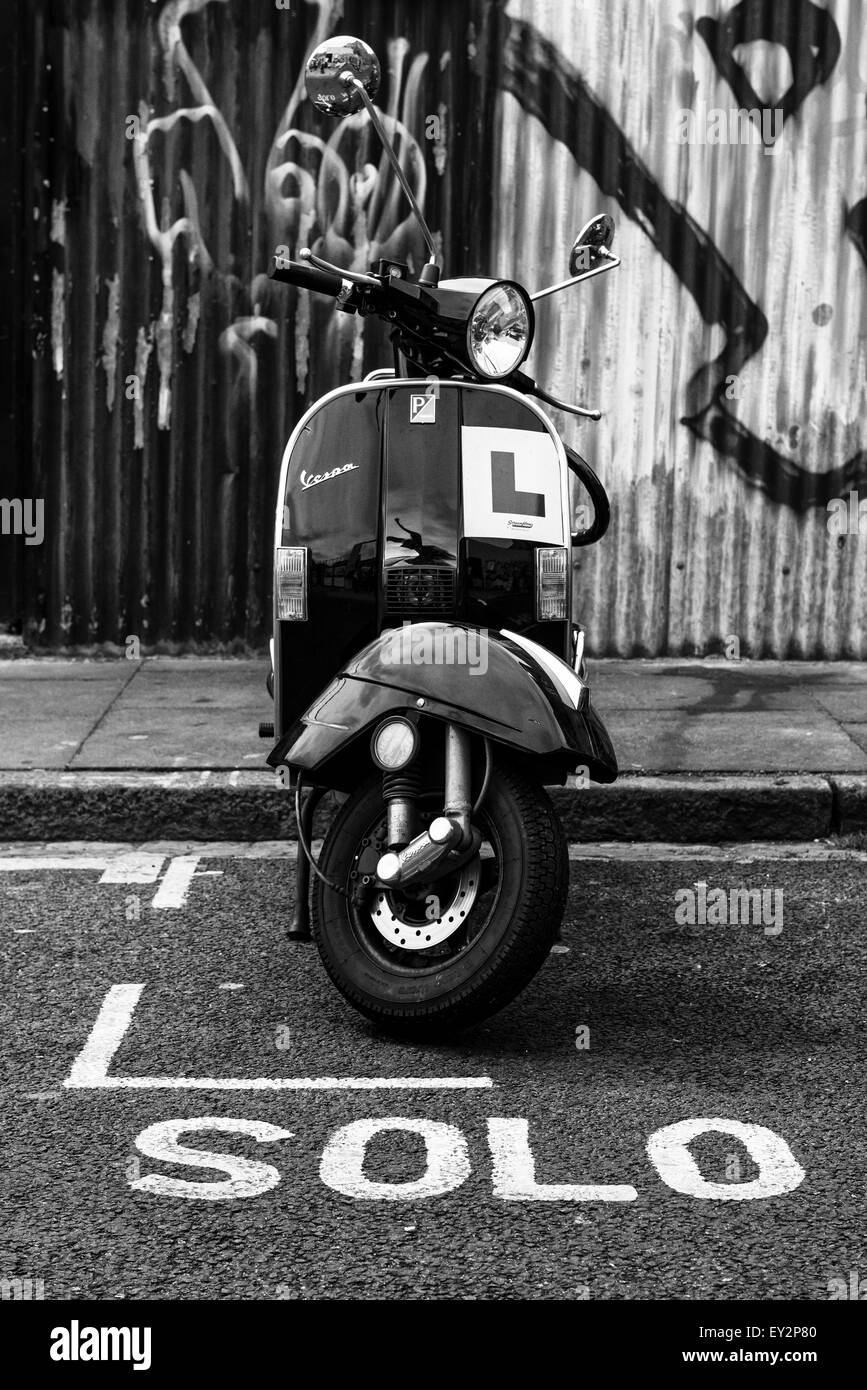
[
  {"left": 568, "top": 842, "right": 867, "bottom": 862},
  {"left": 63, "top": 984, "right": 494, "bottom": 1092},
  {"left": 320, "top": 1118, "right": 472, "bottom": 1200},
  {"left": 0, "top": 849, "right": 219, "bottom": 908},
  {"left": 99, "top": 854, "right": 165, "bottom": 884},
  {"left": 487, "top": 1119, "right": 638, "bottom": 1201},
  {"left": 0, "top": 840, "right": 305, "bottom": 860},
  {"left": 77, "top": 1077, "right": 495, "bottom": 1091},
  {"left": 66, "top": 983, "right": 144, "bottom": 1087},
  {"left": 125, "top": 1114, "right": 808, "bottom": 1204},
  {"left": 0, "top": 856, "right": 111, "bottom": 871},
  {"left": 646, "top": 1118, "right": 806, "bottom": 1199},
  {"left": 150, "top": 855, "right": 222, "bottom": 910},
  {"left": 131, "top": 1117, "right": 294, "bottom": 1200},
  {"left": 3, "top": 839, "right": 862, "bottom": 864}
]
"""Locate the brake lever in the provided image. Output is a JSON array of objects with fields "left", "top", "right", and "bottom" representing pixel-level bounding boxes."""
[
  {"left": 299, "top": 247, "right": 380, "bottom": 289},
  {"left": 513, "top": 373, "right": 602, "bottom": 421}
]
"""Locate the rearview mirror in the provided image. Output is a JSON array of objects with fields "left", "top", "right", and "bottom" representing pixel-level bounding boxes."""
[
  {"left": 569, "top": 214, "right": 616, "bottom": 275},
  {"left": 305, "top": 36, "right": 381, "bottom": 117}
]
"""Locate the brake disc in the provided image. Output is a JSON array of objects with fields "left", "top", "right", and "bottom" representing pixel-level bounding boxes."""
[{"left": 368, "top": 860, "right": 481, "bottom": 950}]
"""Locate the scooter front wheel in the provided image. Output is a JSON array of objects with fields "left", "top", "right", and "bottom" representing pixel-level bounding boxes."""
[{"left": 310, "top": 759, "right": 568, "bottom": 1036}]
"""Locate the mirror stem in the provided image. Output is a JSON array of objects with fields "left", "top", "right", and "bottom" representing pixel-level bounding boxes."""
[
  {"left": 344, "top": 75, "right": 440, "bottom": 267},
  {"left": 530, "top": 254, "right": 621, "bottom": 303}
]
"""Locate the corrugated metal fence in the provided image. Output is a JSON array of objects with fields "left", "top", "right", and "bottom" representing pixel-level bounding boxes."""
[{"left": 3, "top": 0, "right": 866, "bottom": 655}]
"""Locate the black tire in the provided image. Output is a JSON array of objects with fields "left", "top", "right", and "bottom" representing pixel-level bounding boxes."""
[{"left": 310, "top": 757, "right": 568, "bottom": 1036}]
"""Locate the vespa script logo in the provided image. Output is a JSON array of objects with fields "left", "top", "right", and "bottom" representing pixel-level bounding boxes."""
[{"left": 298, "top": 463, "right": 359, "bottom": 491}]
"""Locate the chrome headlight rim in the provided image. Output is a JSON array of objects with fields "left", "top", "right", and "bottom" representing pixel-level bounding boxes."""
[{"left": 465, "top": 280, "right": 534, "bottom": 381}]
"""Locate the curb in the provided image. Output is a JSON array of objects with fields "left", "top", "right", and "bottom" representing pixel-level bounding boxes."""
[{"left": 0, "top": 771, "right": 864, "bottom": 842}]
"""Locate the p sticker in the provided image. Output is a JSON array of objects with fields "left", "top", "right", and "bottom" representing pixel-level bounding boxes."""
[{"left": 410, "top": 393, "right": 437, "bottom": 423}]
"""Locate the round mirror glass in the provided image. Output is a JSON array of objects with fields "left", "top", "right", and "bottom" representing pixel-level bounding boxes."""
[{"left": 305, "top": 36, "right": 381, "bottom": 117}]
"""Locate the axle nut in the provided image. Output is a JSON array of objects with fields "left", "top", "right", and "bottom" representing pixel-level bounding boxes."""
[{"left": 377, "top": 851, "right": 402, "bottom": 886}]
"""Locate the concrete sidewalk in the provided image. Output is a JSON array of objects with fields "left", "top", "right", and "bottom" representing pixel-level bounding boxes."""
[{"left": 1, "top": 656, "right": 866, "bottom": 841}]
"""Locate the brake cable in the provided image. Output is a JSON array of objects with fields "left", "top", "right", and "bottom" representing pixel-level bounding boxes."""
[
  {"left": 473, "top": 738, "right": 493, "bottom": 815},
  {"left": 294, "top": 774, "right": 352, "bottom": 900}
]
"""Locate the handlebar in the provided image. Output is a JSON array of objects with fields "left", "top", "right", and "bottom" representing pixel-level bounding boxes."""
[{"left": 267, "top": 256, "right": 343, "bottom": 297}]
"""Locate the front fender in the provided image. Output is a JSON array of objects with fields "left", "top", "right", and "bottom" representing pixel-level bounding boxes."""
[{"left": 267, "top": 623, "right": 617, "bottom": 788}]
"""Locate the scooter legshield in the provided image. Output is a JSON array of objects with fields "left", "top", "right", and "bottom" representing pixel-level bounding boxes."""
[{"left": 267, "top": 623, "right": 617, "bottom": 789}]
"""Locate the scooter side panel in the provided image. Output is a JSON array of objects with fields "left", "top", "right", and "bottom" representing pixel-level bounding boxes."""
[{"left": 275, "top": 388, "right": 385, "bottom": 733}]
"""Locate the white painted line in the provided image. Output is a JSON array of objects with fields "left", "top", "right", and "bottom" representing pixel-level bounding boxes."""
[
  {"left": 72, "top": 1076, "right": 495, "bottom": 1091},
  {"left": 0, "top": 856, "right": 110, "bottom": 872},
  {"left": 150, "top": 855, "right": 223, "bottom": 910},
  {"left": 99, "top": 854, "right": 165, "bottom": 885},
  {"left": 568, "top": 842, "right": 867, "bottom": 862},
  {"left": 66, "top": 983, "right": 145, "bottom": 1087},
  {"left": 0, "top": 840, "right": 300, "bottom": 859},
  {"left": 4, "top": 839, "right": 862, "bottom": 864},
  {"left": 63, "top": 984, "right": 493, "bottom": 1092},
  {"left": 0, "top": 849, "right": 211, "bottom": 907}
]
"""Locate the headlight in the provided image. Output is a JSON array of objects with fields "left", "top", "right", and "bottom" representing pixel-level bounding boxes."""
[
  {"left": 371, "top": 717, "right": 419, "bottom": 771},
  {"left": 467, "top": 282, "right": 533, "bottom": 379}
]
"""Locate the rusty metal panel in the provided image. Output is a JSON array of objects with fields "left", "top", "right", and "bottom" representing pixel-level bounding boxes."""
[
  {"left": 495, "top": 0, "right": 867, "bottom": 657},
  {"left": 5, "top": 0, "right": 866, "bottom": 656}
]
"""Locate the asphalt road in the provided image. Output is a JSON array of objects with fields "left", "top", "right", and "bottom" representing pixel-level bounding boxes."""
[{"left": 1, "top": 840, "right": 864, "bottom": 1302}]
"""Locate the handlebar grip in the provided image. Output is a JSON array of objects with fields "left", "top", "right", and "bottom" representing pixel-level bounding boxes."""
[{"left": 267, "top": 256, "right": 343, "bottom": 297}]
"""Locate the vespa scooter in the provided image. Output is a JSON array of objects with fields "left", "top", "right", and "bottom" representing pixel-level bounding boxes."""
[{"left": 261, "top": 36, "right": 620, "bottom": 1035}]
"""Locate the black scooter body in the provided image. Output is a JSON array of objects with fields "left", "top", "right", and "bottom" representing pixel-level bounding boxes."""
[{"left": 270, "top": 378, "right": 616, "bottom": 789}]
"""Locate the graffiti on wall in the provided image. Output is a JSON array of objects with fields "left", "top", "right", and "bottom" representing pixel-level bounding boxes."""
[
  {"left": 10, "top": 0, "right": 867, "bottom": 651},
  {"left": 132, "top": 0, "right": 430, "bottom": 410},
  {"left": 129, "top": 0, "right": 867, "bottom": 512}
]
